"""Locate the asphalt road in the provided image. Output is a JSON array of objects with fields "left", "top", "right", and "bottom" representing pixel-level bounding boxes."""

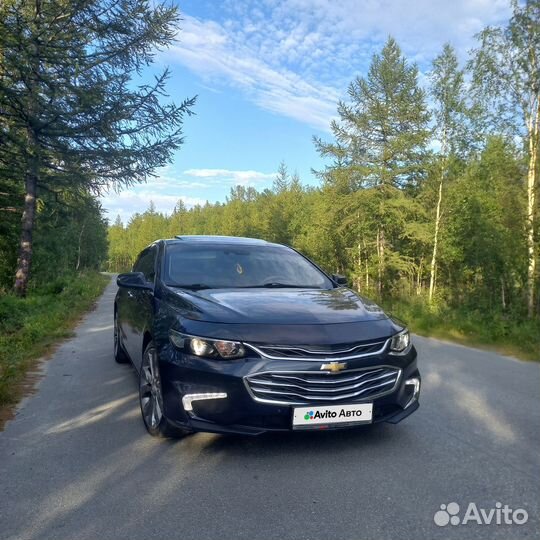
[{"left": 1, "top": 277, "right": 539, "bottom": 540}]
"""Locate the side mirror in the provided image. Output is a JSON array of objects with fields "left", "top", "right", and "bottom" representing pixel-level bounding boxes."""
[
  {"left": 332, "top": 274, "right": 348, "bottom": 286},
  {"left": 117, "top": 272, "right": 153, "bottom": 290}
]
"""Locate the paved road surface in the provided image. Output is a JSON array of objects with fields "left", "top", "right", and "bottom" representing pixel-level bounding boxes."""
[{"left": 1, "top": 277, "right": 539, "bottom": 540}]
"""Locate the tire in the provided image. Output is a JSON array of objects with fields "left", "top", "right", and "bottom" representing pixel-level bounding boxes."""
[
  {"left": 138, "top": 341, "right": 191, "bottom": 438},
  {"left": 114, "top": 310, "right": 130, "bottom": 364}
]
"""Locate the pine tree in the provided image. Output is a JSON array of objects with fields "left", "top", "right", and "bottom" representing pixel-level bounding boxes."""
[
  {"left": 314, "top": 37, "right": 431, "bottom": 293},
  {"left": 315, "top": 37, "right": 430, "bottom": 191},
  {"left": 0, "top": 0, "right": 196, "bottom": 295},
  {"left": 273, "top": 161, "right": 289, "bottom": 193}
]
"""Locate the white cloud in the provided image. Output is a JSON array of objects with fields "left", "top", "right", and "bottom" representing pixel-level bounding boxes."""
[
  {"left": 148, "top": 178, "right": 208, "bottom": 189},
  {"left": 168, "top": 1, "right": 511, "bottom": 129},
  {"left": 253, "top": 0, "right": 511, "bottom": 67},
  {"left": 100, "top": 190, "right": 207, "bottom": 223},
  {"left": 147, "top": 165, "right": 209, "bottom": 190},
  {"left": 169, "top": 15, "right": 339, "bottom": 130},
  {"left": 100, "top": 167, "right": 277, "bottom": 221},
  {"left": 183, "top": 168, "right": 276, "bottom": 186}
]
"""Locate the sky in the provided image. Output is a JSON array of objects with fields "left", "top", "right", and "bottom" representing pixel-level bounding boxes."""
[{"left": 100, "top": 0, "right": 512, "bottom": 224}]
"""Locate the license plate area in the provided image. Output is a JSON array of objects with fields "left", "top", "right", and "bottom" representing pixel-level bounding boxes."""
[{"left": 292, "top": 403, "right": 373, "bottom": 429}]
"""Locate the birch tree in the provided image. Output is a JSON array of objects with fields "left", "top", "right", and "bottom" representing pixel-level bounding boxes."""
[
  {"left": 469, "top": 0, "right": 540, "bottom": 317},
  {"left": 428, "top": 44, "right": 470, "bottom": 302}
]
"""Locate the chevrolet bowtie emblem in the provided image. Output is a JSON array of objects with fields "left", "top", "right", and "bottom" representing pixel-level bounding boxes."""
[{"left": 320, "top": 361, "right": 347, "bottom": 372}]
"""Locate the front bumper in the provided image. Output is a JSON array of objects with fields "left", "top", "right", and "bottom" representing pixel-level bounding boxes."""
[{"left": 157, "top": 341, "right": 420, "bottom": 435}]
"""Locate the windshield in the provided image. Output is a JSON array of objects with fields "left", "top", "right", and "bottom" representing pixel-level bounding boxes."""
[{"left": 163, "top": 243, "right": 333, "bottom": 290}]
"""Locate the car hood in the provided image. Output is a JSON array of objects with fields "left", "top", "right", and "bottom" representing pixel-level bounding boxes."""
[{"left": 162, "top": 286, "right": 388, "bottom": 325}]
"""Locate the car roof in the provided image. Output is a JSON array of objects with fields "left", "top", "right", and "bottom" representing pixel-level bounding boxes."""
[{"left": 164, "top": 235, "right": 279, "bottom": 246}]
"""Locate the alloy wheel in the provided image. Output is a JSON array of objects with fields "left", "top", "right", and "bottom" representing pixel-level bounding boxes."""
[{"left": 139, "top": 346, "right": 163, "bottom": 429}]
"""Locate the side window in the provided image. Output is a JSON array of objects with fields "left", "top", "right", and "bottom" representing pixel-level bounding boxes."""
[{"left": 133, "top": 247, "right": 157, "bottom": 283}]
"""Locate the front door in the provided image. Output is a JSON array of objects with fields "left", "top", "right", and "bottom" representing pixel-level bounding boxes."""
[{"left": 123, "top": 246, "right": 157, "bottom": 371}]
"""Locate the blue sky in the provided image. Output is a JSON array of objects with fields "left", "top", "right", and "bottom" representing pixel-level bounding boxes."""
[{"left": 101, "top": 0, "right": 511, "bottom": 223}]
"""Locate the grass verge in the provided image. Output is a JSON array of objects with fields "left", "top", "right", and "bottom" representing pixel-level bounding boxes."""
[
  {"left": 382, "top": 296, "right": 540, "bottom": 362},
  {"left": 0, "top": 272, "right": 109, "bottom": 415}
]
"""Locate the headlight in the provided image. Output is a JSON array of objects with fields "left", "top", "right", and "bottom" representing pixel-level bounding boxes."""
[
  {"left": 190, "top": 337, "right": 215, "bottom": 357},
  {"left": 169, "top": 330, "right": 246, "bottom": 359},
  {"left": 390, "top": 329, "right": 410, "bottom": 353}
]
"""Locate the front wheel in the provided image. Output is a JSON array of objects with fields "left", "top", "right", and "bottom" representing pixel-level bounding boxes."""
[{"left": 139, "top": 341, "right": 191, "bottom": 438}]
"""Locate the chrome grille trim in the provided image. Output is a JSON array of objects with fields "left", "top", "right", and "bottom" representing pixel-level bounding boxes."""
[
  {"left": 248, "top": 371, "right": 396, "bottom": 394},
  {"left": 244, "top": 365, "right": 401, "bottom": 406},
  {"left": 249, "top": 379, "right": 394, "bottom": 402},
  {"left": 244, "top": 339, "right": 389, "bottom": 362},
  {"left": 269, "top": 369, "right": 387, "bottom": 385}
]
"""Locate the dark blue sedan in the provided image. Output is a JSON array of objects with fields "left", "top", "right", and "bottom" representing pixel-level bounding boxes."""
[{"left": 114, "top": 235, "right": 420, "bottom": 437}]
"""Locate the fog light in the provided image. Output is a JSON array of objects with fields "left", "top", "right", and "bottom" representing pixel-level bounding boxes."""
[
  {"left": 404, "top": 377, "right": 420, "bottom": 409},
  {"left": 182, "top": 392, "right": 227, "bottom": 412}
]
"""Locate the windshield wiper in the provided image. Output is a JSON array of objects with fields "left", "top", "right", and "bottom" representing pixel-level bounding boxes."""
[
  {"left": 244, "top": 282, "right": 318, "bottom": 288},
  {"left": 168, "top": 283, "right": 212, "bottom": 290},
  {"left": 168, "top": 282, "right": 319, "bottom": 290}
]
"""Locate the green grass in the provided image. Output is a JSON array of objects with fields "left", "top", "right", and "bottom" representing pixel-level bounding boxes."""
[
  {"left": 381, "top": 296, "right": 540, "bottom": 362},
  {"left": 0, "top": 272, "right": 109, "bottom": 409}
]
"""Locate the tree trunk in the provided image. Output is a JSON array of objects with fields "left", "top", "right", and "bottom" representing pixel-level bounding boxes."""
[
  {"left": 363, "top": 239, "right": 369, "bottom": 290},
  {"left": 526, "top": 101, "right": 538, "bottom": 318},
  {"left": 376, "top": 228, "right": 382, "bottom": 295},
  {"left": 14, "top": 1, "right": 42, "bottom": 297},
  {"left": 428, "top": 175, "right": 443, "bottom": 303},
  {"left": 76, "top": 222, "right": 86, "bottom": 271},
  {"left": 376, "top": 227, "right": 385, "bottom": 296},
  {"left": 417, "top": 256, "right": 424, "bottom": 296},
  {"left": 14, "top": 141, "right": 39, "bottom": 296},
  {"left": 355, "top": 242, "right": 362, "bottom": 291},
  {"left": 429, "top": 135, "right": 447, "bottom": 304}
]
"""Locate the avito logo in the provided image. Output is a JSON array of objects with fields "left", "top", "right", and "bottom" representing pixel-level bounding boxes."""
[
  {"left": 434, "top": 502, "right": 528, "bottom": 527},
  {"left": 303, "top": 410, "right": 338, "bottom": 420}
]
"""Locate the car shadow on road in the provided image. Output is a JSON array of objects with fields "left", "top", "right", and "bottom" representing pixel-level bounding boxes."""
[{"left": 187, "top": 421, "right": 398, "bottom": 457}]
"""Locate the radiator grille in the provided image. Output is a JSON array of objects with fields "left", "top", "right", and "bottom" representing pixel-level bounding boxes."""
[{"left": 245, "top": 366, "right": 400, "bottom": 405}]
